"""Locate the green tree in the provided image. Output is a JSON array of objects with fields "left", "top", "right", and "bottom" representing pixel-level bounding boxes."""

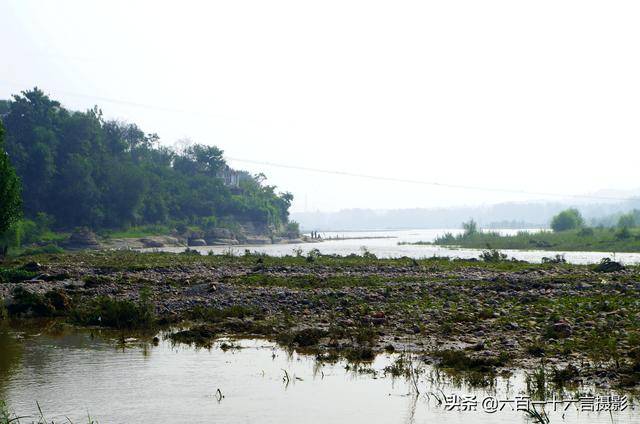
[
  {"left": 1, "top": 88, "right": 294, "bottom": 233},
  {"left": 550, "top": 208, "right": 584, "bottom": 232},
  {"left": 617, "top": 212, "right": 636, "bottom": 229},
  {"left": 55, "top": 154, "right": 101, "bottom": 227},
  {"left": 0, "top": 122, "right": 23, "bottom": 256},
  {"left": 462, "top": 219, "right": 478, "bottom": 236}
]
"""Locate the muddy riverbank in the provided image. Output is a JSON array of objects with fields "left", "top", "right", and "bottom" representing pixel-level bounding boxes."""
[{"left": 2, "top": 250, "right": 640, "bottom": 390}]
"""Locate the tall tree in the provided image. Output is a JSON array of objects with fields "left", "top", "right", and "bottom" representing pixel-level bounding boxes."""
[
  {"left": 2, "top": 88, "right": 294, "bottom": 232},
  {"left": 0, "top": 121, "right": 23, "bottom": 256}
]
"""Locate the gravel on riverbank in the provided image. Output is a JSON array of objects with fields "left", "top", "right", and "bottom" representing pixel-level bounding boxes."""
[{"left": 2, "top": 251, "right": 639, "bottom": 389}]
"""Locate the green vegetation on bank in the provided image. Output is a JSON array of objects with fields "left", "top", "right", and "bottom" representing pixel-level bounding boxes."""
[
  {"left": 98, "top": 224, "right": 173, "bottom": 239},
  {"left": 0, "top": 88, "right": 294, "bottom": 254},
  {"left": 0, "top": 122, "right": 22, "bottom": 257},
  {"left": 423, "top": 210, "right": 640, "bottom": 252},
  {"left": 431, "top": 227, "right": 640, "bottom": 252},
  {"left": 0, "top": 249, "right": 564, "bottom": 272}
]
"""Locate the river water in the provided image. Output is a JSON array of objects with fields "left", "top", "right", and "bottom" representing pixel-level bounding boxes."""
[
  {"left": 1, "top": 325, "right": 637, "bottom": 423},
  {"left": 150, "top": 229, "right": 640, "bottom": 265}
]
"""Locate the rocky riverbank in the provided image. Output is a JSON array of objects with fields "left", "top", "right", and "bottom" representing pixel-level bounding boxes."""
[
  {"left": 64, "top": 226, "right": 315, "bottom": 251},
  {"left": 2, "top": 251, "right": 640, "bottom": 390}
]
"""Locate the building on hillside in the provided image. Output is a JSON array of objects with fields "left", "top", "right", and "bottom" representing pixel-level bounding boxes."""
[{"left": 218, "top": 165, "right": 252, "bottom": 189}]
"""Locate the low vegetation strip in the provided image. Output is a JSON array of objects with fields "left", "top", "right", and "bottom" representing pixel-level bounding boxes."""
[
  {"left": 425, "top": 227, "right": 640, "bottom": 252},
  {"left": 421, "top": 210, "right": 640, "bottom": 253}
]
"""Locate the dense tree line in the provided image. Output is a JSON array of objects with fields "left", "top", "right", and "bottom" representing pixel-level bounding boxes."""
[
  {"left": 0, "top": 88, "right": 293, "bottom": 232},
  {"left": 0, "top": 121, "right": 22, "bottom": 255}
]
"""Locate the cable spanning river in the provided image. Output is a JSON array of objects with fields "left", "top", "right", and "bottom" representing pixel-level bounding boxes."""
[{"left": 152, "top": 229, "right": 640, "bottom": 265}]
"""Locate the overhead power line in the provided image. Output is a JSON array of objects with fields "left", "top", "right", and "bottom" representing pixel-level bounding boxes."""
[{"left": 226, "top": 157, "right": 639, "bottom": 203}]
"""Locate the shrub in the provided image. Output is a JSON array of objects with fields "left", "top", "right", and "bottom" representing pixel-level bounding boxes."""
[
  {"left": 360, "top": 247, "right": 377, "bottom": 260},
  {"left": 616, "top": 227, "right": 631, "bottom": 240},
  {"left": 72, "top": 288, "right": 155, "bottom": 329},
  {"left": 434, "top": 349, "right": 509, "bottom": 372},
  {"left": 578, "top": 227, "right": 594, "bottom": 237},
  {"left": 618, "top": 213, "right": 636, "bottom": 229},
  {"left": 462, "top": 219, "right": 478, "bottom": 236},
  {"left": 541, "top": 254, "right": 566, "bottom": 264},
  {"left": 480, "top": 248, "right": 507, "bottom": 262},
  {"left": 283, "top": 221, "right": 300, "bottom": 238},
  {"left": 18, "top": 244, "right": 64, "bottom": 256},
  {"left": 0, "top": 267, "right": 37, "bottom": 283},
  {"left": 593, "top": 258, "right": 624, "bottom": 273},
  {"left": 7, "top": 287, "right": 70, "bottom": 317},
  {"left": 167, "top": 325, "right": 218, "bottom": 347},
  {"left": 550, "top": 209, "right": 584, "bottom": 232},
  {"left": 306, "top": 248, "right": 321, "bottom": 262}
]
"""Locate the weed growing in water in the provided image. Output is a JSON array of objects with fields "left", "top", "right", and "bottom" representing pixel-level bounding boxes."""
[
  {"left": 524, "top": 406, "right": 550, "bottom": 424},
  {"left": 71, "top": 288, "right": 156, "bottom": 330}
]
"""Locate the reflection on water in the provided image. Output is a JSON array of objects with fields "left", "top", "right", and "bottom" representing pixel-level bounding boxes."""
[
  {"left": 0, "top": 323, "right": 22, "bottom": 398},
  {"left": 1, "top": 325, "right": 639, "bottom": 423},
  {"left": 146, "top": 229, "right": 640, "bottom": 265}
]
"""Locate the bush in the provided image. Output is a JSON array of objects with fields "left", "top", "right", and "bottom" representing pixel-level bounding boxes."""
[
  {"left": 7, "top": 287, "right": 70, "bottom": 317},
  {"left": 283, "top": 221, "right": 300, "bottom": 238},
  {"left": 306, "top": 248, "right": 321, "bottom": 262},
  {"left": 360, "top": 247, "right": 377, "bottom": 260},
  {"left": 480, "top": 249, "right": 507, "bottom": 262},
  {"left": 462, "top": 219, "right": 478, "bottom": 236},
  {"left": 594, "top": 258, "right": 624, "bottom": 273},
  {"left": 618, "top": 213, "right": 636, "bottom": 229},
  {"left": 72, "top": 288, "right": 155, "bottom": 329},
  {"left": 550, "top": 209, "right": 584, "bottom": 232},
  {"left": 18, "top": 244, "right": 64, "bottom": 256},
  {"left": 541, "top": 254, "right": 566, "bottom": 264},
  {"left": 0, "top": 267, "right": 37, "bottom": 283},
  {"left": 167, "top": 325, "right": 218, "bottom": 347},
  {"left": 578, "top": 227, "right": 594, "bottom": 237},
  {"left": 616, "top": 227, "right": 632, "bottom": 240}
]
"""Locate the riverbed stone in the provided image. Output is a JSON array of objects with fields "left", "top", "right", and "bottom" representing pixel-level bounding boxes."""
[{"left": 188, "top": 238, "right": 207, "bottom": 246}]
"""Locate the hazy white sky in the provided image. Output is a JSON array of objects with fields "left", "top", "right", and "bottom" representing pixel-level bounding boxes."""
[{"left": 2, "top": 0, "right": 639, "bottom": 212}]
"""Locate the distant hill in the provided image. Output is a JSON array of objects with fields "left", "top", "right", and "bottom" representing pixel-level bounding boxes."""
[{"left": 293, "top": 199, "right": 640, "bottom": 231}]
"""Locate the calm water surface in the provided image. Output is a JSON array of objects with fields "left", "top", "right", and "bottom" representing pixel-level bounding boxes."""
[
  {"left": 1, "top": 325, "right": 638, "bottom": 423},
  {"left": 149, "top": 229, "right": 640, "bottom": 265}
]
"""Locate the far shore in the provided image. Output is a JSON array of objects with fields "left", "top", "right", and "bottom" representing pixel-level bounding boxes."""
[{"left": 98, "top": 233, "right": 398, "bottom": 251}]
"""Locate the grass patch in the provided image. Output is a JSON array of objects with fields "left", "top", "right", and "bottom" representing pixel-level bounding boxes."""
[
  {"left": 16, "top": 244, "right": 65, "bottom": 257},
  {"left": 7, "top": 249, "right": 560, "bottom": 274},
  {"left": 434, "top": 349, "right": 509, "bottom": 372},
  {"left": 277, "top": 327, "right": 328, "bottom": 347},
  {"left": 167, "top": 325, "right": 218, "bottom": 348},
  {"left": 0, "top": 268, "right": 37, "bottom": 284},
  {"left": 185, "top": 305, "right": 262, "bottom": 322},
  {"left": 71, "top": 289, "right": 155, "bottom": 330},
  {"left": 99, "top": 224, "right": 172, "bottom": 239},
  {"left": 226, "top": 274, "right": 415, "bottom": 289}
]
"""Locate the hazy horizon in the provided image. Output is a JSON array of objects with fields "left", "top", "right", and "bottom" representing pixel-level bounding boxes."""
[
  {"left": 3, "top": 0, "right": 640, "bottom": 212},
  {"left": 291, "top": 197, "right": 640, "bottom": 230}
]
